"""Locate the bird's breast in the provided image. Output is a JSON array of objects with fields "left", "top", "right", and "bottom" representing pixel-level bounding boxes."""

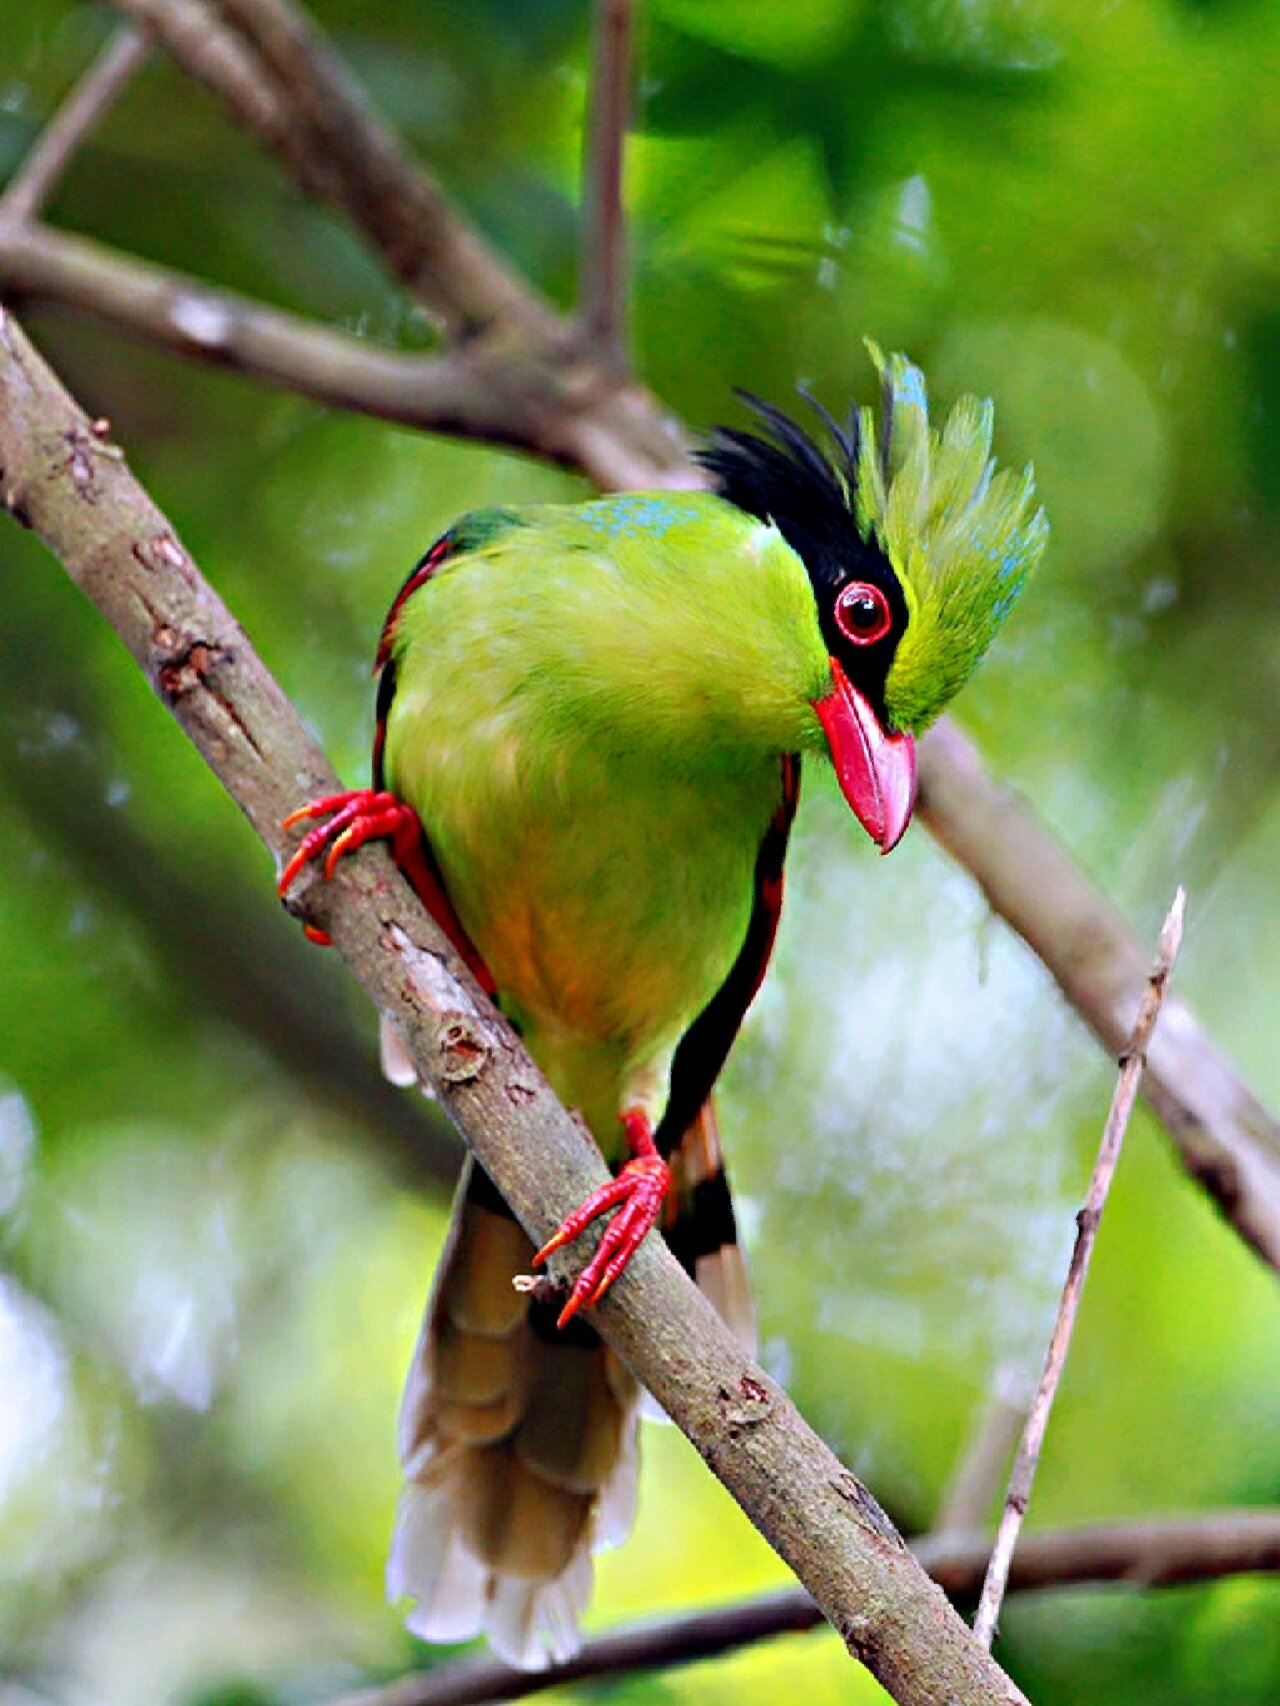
[{"left": 389, "top": 689, "right": 778, "bottom": 1097}]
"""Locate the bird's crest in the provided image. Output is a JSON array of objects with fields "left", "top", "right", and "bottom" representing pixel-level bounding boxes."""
[
  {"left": 697, "top": 386, "right": 869, "bottom": 573},
  {"left": 700, "top": 347, "right": 1048, "bottom": 733},
  {"left": 854, "top": 343, "right": 1048, "bottom": 730}
]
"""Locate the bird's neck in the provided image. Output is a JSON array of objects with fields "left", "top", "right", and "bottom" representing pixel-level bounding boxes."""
[{"left": 523, "top": 499, "right": 833, "bottom": 770}]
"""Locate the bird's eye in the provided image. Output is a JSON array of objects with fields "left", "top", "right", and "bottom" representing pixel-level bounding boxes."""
[{"left": 834, "top": 581, "right": 892, "bottom": 646}]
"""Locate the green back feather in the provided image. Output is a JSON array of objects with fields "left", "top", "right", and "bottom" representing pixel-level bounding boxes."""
[{"left": 854, "top": 344, "right": 1049, "bottom": 732}]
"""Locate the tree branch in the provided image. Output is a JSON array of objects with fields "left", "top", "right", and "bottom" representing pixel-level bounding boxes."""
[
  {"left": 916, "top": 722, "right": 1280, "bottom": 1271},
  {"left": 105, "top": 0, "right": 690, "bottom": 490},
  {"left": 0, "top": 626, "right": 459, "bottom": 1192},
  {"left": 0, "top": 26, "right": 151, "bottom": 229},
  {"left": 0, "top": 223, "right": 691, "bottom": 484},
  {"left": 327, "top": 1511, "right": 1280, "bottom": 1706},
  {"left": 0, "top": 308, "right": 1032, "bottom": 1705},
  {"left": 0, "top": 224, "right": 603, "bottom": 460},
  {"left": 579, "top": 0, "right": 634, "bottom": 366},
  {"left": 114, "top": 0, "right": 555, "bottom": 343},
  {"left": 974, "top": 891, "right": 1186, "bottom": 1646}
]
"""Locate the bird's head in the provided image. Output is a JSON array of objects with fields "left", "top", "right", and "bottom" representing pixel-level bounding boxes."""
[{"left": 698, "top": 345, "right": 1048, "bottom": 853}]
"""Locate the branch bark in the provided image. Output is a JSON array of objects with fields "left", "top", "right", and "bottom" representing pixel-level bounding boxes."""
[
  {"left": 112, "top": 0, "right": 540, "bottom": 342},
  {"left": 104, "top": 0, "right": 691, "bottom": 492},
  {"left": 0, "top": 308, "right": 1031, "bottom": 1705},
  {"left": 328, "top": 1510, "right": 1280, "bottom": 1706},
  {"left": 0, "top": 224, "right": 606, "bottom": 460}
]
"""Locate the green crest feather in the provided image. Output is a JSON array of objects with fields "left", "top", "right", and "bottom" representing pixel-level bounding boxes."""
[{"left": 855, "top": 343, "right": 1048, "bottom": 732}]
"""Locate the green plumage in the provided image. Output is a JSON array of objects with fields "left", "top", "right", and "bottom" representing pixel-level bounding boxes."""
[
  {"left": 858, "top": 345, "right": 1049, "bottom": 732},
  {"left": 381, "top": 351, "right": 1047, "bottom": 1151},
  {"left": 382, "top": 492, "right": 825, "bottom": 1148}
]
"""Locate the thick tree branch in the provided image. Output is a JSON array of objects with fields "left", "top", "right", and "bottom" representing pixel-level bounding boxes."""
[
  {"left": 0, "top": 26, "right": 151, "bottom": 229},
  {"left": 0, "top": 310, "right": 1030, "bottom": 1705},
  {"left": 329, "top": 1511, "right": 1280, "bottom": 1706},
  {"left": 0, "top": 225, "right": 604, "bottom": 459}
]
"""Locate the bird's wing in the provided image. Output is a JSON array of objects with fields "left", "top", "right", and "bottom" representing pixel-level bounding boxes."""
[
  {"left": 373, "top": 525, "right": 498, "bottom": 998},
  {"left": 656, "top": 751, "right": 800, "bottom": 1151},
  {"left": 654, "top": 752, "right": 801, "bottom": 1354}
]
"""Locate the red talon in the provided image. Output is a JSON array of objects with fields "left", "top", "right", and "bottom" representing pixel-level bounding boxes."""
[
  {"left": 277, "top": 787, "right": 497, "bottom": 993},
  {"left": 535, "top": 1109, "right": 671, "bottom": 1328},
  {"left": 277, "top": 789, "right": 414, "bottom": 899}
]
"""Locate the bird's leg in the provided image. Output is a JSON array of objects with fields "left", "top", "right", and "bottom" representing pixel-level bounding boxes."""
[
  {"left": 276, "top": 789, "right": 493, "bottom": 990},
  {"left": 534, "top": 1108, "right": 671, "bottom": 1328}
]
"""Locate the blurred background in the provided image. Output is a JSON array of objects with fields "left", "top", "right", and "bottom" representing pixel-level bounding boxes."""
[{"left": 2, "top": 1, "right": 1280, "bottom": 1701}]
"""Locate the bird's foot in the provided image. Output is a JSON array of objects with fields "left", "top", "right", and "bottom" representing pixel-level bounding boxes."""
[
  {"left": 277, "top": 787, "right": 496, "bottom": 991},
  {"left": 534, "top": 1110, "right": 670, "bottom": 1328},
  {"left": 277, "top": 788, "right": 424, "bottom": 946}
]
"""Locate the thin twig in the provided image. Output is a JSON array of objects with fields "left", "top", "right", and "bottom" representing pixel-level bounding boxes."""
[
  {"left": 0, "top": 27, "right": 151, "bottom": 229},
  {"left": 325, "top": 1508, "right": 1280, "bottom": 1706},
  {"left": 579, "top": 0, "right": 634, "bottom": 366},
  {"left": 973, "top": 887, "right": 1188, "bottom": 1647}
]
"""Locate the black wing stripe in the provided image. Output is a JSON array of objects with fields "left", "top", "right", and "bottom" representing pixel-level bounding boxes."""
[{"left": 654, "top": 754, "right": 801, "bottom": 1159}]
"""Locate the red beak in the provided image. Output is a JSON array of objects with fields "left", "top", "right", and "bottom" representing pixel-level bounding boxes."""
[{"left": 813, "top": 658, "right": 916, "bottom": 854}]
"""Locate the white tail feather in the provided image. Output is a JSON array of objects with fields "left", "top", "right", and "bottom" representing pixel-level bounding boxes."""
[
  {"left": 390, "top": 1484, "right": 488, "bottom": 1645},
  {"left": 487, "top": 1559, "right": 592, "bottom": 1670},
  {"left": 390, "top": 1411, "right": 640, "bottom": 1668},
  {"left": 387, "top": 1163, "right": 643, "bottom": 1670}
]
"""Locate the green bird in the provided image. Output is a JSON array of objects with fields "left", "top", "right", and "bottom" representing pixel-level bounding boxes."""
[{"left": 279, "top": 348, "right": 1047, "bottom": 1668}]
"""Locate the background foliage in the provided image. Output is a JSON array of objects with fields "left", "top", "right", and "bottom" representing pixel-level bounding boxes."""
[{"left": 2, "top": 1, "right": 1280, "bottom": 1701}]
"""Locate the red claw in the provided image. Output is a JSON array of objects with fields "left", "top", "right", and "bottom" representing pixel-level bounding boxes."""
[
  {"left": 277, "top": 789, "right": 423, "bottom": 902},
  {"left": 535, "top": 1109, "right": 671, "bottom": 1328},
  {"left": 277, "top": 787, "right": 497, "bottom": 993}
]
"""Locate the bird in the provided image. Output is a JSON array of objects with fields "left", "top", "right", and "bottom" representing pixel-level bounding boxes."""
[{"left": 277, "top": 346, "right": 1048, "bottom": 1669}]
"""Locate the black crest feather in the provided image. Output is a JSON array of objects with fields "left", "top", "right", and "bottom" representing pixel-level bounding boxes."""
[
  {"left": 697, "top": 388, "right": 907, "bottom": 725},
  {"left": 696, "top": 390, "right": 862, "bottom": 554}
]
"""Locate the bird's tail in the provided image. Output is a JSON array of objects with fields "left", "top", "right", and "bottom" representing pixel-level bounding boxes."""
[
  {"left": 386, "top": 1085, "right": 753, "bottom": 1668},
  {"left": 663, "top": 1098, "right": 756, "bottom": 1356},
  {"left": 388, "top": 1158, "right": 641, "bottom": 1670}
]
